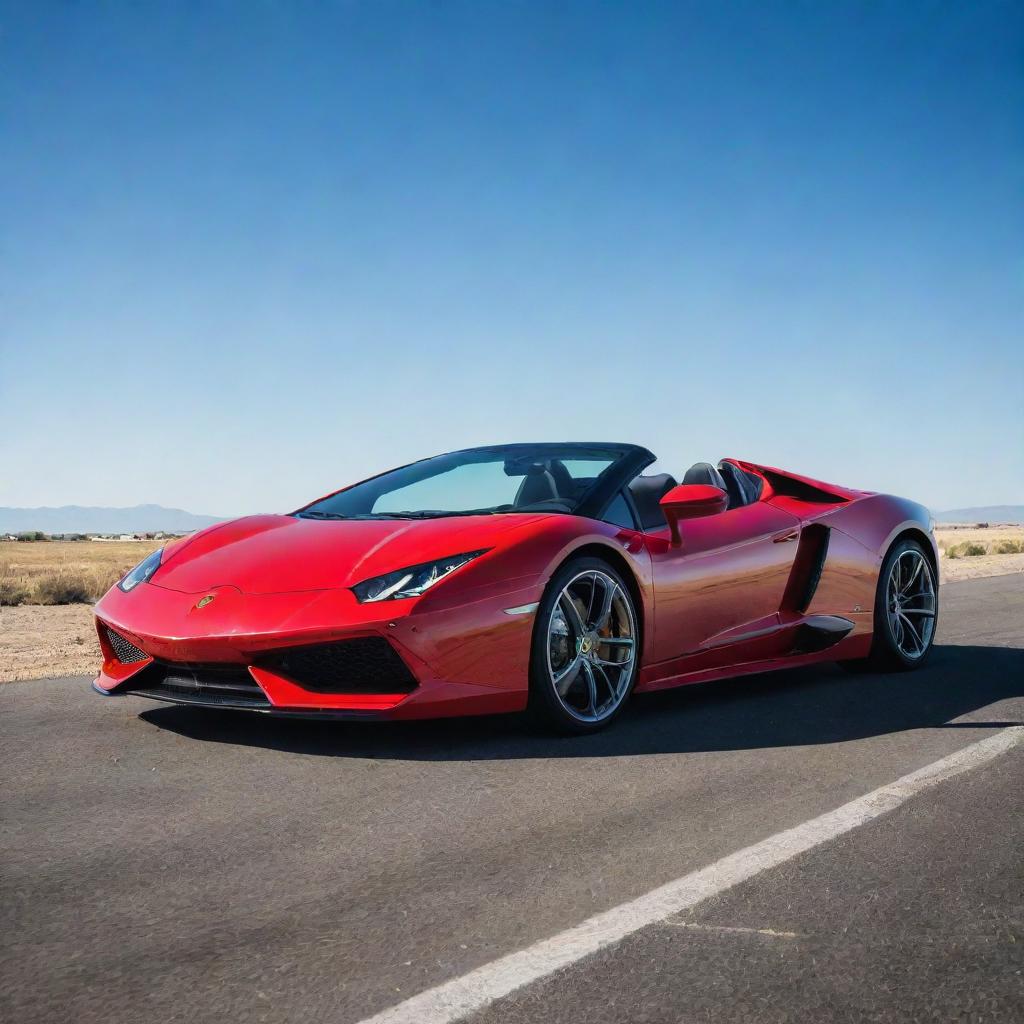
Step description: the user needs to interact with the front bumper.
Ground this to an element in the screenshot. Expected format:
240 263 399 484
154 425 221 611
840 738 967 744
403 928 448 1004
93 576 542 720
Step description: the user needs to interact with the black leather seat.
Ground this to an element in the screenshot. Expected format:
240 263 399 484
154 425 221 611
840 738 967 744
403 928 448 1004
546 460 576 500
514 465 559 507
628 473 678 530
681 462 728 492
717 461 761 509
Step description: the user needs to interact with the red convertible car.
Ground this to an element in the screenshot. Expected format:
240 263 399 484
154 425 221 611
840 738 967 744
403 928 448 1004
93 443 939 733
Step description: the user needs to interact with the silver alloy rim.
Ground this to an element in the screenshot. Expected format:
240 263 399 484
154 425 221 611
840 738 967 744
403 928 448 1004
886 549 937 660
545 570 637 723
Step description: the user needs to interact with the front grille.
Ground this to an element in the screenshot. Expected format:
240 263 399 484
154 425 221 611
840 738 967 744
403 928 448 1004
259 638 418 694
106 627 149 665
124 662 271 708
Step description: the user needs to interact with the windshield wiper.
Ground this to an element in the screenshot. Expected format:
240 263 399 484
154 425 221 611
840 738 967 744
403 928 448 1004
348 510 502 519
377 510 466 519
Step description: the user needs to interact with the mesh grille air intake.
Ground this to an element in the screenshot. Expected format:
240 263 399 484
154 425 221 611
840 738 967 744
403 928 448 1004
106 627 149 665
260 638 418 694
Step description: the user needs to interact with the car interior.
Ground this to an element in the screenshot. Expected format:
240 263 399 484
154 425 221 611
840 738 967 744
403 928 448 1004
512 458 763 529
627 461 763 530
513 461 578 509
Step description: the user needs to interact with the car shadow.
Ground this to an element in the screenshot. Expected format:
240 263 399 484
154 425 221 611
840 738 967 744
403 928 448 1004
138 644 1024 762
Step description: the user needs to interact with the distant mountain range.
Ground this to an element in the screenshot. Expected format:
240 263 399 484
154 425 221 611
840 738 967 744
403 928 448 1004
0 504 227 535
934 505 1024 524
2 502 1021 536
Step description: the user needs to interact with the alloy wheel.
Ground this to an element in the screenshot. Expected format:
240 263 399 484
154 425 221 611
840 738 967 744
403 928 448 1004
545 570 636 723
886 548 937 660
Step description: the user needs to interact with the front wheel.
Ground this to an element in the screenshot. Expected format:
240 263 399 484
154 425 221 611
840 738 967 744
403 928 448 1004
529 557 640 734
849 538 938 672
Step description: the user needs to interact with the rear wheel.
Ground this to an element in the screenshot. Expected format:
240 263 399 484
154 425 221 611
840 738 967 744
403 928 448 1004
529 557 639 734
844 538 938 672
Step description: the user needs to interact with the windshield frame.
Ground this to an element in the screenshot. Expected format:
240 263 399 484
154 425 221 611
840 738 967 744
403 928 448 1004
293 443 656 522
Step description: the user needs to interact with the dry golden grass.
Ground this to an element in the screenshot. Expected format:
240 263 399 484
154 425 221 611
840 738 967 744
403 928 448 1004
0 540 164 606
935 525 1024 559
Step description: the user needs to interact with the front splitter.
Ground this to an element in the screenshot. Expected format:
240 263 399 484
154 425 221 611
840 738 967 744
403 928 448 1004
90 680 402 720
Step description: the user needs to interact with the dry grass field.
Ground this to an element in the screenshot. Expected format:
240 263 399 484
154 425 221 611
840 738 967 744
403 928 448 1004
0 528 1022 682
0 539 164 606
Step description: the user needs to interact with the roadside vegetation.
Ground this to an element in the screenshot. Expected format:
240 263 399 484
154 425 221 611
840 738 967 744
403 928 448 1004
936 525 1024 560
0 540 164 606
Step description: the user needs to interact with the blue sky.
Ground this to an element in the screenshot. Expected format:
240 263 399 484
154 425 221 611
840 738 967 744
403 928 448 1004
1 1 1021 515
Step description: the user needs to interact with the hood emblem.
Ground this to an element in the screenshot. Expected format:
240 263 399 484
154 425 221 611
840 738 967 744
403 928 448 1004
195 594 216 609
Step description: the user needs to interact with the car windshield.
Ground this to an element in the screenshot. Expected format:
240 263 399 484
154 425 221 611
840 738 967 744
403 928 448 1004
296 444 634 520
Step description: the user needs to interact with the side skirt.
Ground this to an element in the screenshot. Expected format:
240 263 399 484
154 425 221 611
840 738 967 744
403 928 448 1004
634 630 873 694
636 613 869 694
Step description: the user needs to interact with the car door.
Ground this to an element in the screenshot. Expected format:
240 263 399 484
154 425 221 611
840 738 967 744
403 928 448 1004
644 500 802 664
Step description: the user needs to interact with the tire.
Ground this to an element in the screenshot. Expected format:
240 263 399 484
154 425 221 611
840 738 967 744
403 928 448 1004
529 556 640 734
844 537 938 672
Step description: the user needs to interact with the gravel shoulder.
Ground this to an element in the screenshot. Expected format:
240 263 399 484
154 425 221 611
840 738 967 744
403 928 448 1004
940 550 1024 583
0 605 98 682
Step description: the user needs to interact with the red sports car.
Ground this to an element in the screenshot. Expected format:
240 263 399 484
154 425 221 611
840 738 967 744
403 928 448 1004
93 443 939 733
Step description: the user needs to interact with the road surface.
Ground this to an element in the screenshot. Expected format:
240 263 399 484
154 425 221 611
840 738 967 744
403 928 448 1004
2 574 1022 1023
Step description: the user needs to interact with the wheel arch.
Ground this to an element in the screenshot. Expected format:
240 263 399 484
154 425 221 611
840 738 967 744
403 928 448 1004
551 542 648 659
884 526 939 582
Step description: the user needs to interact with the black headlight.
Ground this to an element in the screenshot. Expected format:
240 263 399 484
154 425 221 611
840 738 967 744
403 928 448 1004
351 550 488 603
118 548 163 593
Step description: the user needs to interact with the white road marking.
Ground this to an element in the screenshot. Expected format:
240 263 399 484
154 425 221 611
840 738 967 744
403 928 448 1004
664 922 800 938
354 726 1023 1024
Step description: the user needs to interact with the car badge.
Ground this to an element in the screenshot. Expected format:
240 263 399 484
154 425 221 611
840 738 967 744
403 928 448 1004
195 594 216 609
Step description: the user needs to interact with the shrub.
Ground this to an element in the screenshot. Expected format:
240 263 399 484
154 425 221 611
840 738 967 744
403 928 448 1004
33 572 96 605
945 545 961 559
994 539 1023 555
0 577 31 605
961 542 987 557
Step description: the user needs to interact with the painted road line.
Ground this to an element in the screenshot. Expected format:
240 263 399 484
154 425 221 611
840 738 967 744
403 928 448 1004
353 726 1024 1024
664 922 801 938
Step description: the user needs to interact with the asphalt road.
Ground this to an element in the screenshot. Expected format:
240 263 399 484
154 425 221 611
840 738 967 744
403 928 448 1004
2 575 1022 1024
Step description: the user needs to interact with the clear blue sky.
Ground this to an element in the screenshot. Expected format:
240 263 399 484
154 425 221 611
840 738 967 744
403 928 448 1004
2 1 1021 515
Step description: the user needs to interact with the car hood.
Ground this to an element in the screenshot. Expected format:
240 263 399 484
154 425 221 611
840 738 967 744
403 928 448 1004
151 513 547 595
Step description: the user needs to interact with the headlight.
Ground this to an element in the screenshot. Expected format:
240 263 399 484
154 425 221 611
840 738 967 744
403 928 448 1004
351 550 488 603
118 548 163 593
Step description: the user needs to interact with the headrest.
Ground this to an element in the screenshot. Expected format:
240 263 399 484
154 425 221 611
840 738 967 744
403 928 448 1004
682 462 727 491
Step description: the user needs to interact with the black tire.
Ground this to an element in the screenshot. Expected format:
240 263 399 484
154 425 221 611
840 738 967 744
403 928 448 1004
842 537 938 673
528 556 640 734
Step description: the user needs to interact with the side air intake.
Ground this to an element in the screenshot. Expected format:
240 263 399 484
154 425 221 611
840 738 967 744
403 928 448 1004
781 525 831 614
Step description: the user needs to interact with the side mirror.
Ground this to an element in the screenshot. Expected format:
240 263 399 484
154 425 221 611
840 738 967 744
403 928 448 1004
659 484 728 546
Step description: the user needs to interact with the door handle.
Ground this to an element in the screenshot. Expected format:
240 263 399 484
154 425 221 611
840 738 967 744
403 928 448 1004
772 530 799 543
